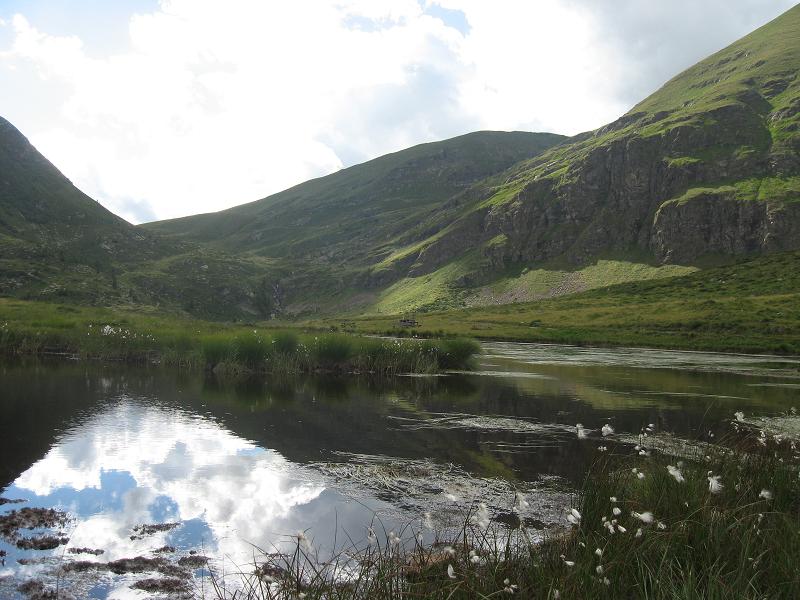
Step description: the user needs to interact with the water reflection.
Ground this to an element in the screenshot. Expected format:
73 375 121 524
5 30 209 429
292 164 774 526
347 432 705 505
11 399 332 559
1 343 798 597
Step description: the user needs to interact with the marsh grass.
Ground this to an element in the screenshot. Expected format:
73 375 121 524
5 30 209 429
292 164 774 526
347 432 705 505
202 430 800 599
0 299 478 374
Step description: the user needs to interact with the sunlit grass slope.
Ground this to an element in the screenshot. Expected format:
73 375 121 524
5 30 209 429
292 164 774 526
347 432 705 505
337 250 800 354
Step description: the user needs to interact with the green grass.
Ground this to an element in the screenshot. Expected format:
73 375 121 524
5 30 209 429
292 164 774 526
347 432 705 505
0 299 479 375
329 250 800 355
205 424 800 599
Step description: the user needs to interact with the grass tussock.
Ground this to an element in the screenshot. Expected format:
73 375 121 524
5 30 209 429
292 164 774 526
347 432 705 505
204 428 800 599
0 298 479 375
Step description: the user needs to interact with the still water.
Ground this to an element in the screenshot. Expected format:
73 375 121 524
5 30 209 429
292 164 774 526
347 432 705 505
1 343 798 597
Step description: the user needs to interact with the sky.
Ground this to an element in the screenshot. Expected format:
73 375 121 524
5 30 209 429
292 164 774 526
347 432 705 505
0 0 796 224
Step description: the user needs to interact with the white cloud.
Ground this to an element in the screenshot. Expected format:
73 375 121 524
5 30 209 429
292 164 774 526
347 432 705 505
0 1 794 222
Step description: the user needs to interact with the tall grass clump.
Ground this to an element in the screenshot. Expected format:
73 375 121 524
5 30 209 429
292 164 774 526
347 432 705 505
311 333 354 367
351 337 439 375
272 330 299 354
201 334 233 368
436 337 481 369
233 332 269 368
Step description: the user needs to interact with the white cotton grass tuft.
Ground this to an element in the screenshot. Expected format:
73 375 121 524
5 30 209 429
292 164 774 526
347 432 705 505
447 564 456 579
708 475 723 494
637 471 646 480
601 424 614 437
609 496 618 502
612 507 621 516
471 502 491 529
667 465 685 483
735 411 745 422
443 545 456 557
576 423 588 439
595 548 603 557
566 508 582 525
632 511 654 523
560 554 575 567
296 530 313 553
635 528 643 538
367 527 377 546
759 489 773 500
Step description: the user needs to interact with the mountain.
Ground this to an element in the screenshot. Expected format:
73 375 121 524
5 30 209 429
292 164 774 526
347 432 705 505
145 131 565 263
143 6 800 317
363 4 800 304
0 122 565 317
142 131 566 314
4 6 800 320
0 117 274 318
0 116 170 303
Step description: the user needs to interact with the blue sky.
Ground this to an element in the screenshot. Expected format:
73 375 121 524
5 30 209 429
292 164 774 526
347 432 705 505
0 0 795 223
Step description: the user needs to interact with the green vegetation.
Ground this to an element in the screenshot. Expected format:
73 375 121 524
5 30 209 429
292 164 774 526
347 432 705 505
325 4 800 306
207 426 800 599
0 299 479 375
4 7 800 327
144 131 565 259
334 251 800 355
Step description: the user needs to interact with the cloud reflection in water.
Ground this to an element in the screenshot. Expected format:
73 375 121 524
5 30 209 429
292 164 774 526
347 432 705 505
9 396 347 563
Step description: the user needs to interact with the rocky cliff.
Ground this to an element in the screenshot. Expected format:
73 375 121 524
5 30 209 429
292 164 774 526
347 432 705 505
379 5 800 281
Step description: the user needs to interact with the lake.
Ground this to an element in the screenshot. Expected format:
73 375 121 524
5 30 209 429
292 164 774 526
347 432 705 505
1 343 798 598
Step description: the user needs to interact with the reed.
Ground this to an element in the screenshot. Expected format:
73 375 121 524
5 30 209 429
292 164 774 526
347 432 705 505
0 299 479 374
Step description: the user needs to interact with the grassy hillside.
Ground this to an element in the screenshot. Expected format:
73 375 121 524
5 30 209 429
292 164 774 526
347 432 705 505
0 116 302 319
5 7 800 322
360 5 800 314
139 131 568 316
333 250 800 355
0 116 171 302
143 131 565 264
